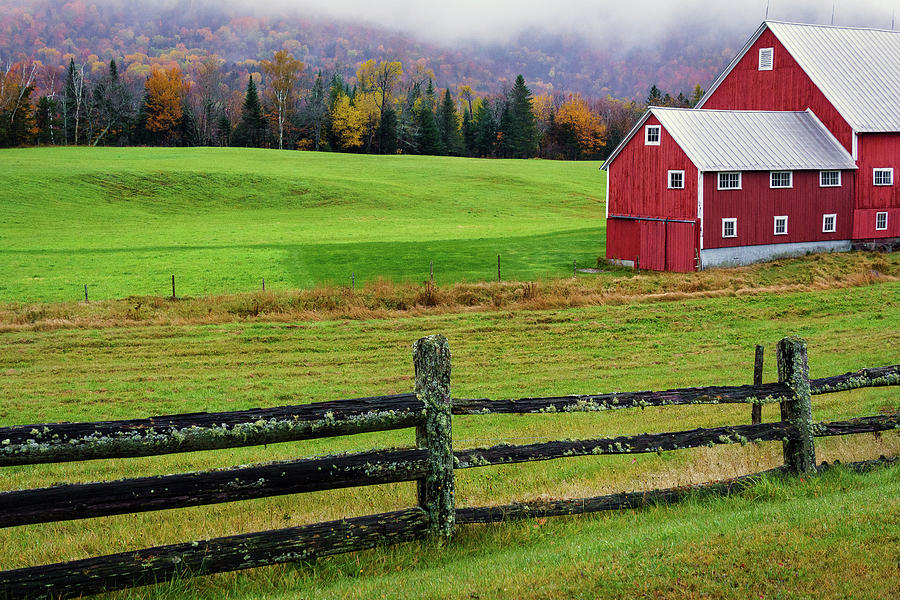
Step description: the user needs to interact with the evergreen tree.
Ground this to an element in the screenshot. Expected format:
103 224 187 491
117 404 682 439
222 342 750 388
646 84 663 107
437 88 461 155
231 76 267 148
416 79 441 155
498 100 514 158
177 100 199 146
461 107 476 157
506 75 538 158
473 98 496 157
216 113 231 146
378 106 398 154
132 92 149 145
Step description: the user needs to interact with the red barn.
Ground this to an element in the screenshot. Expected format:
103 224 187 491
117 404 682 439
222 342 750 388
604 21 900 270
604 107 856 270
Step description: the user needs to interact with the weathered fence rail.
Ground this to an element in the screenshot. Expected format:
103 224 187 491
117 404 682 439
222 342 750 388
454 421 798 469
0 335 897 599
0 447 428 528
0 393 423 467
0 508 429 600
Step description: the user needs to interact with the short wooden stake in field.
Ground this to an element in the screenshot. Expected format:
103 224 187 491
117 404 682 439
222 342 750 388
777 337 816 474
413 334 455 538
83 284 88 303
497 254 501 282
171 274 176 300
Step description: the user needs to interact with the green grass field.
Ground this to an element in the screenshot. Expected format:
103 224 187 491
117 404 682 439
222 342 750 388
1 148 898 598
1 283 898 597
0 147 605 302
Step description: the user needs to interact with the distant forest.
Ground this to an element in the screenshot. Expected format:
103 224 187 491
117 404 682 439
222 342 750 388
0 0 713 156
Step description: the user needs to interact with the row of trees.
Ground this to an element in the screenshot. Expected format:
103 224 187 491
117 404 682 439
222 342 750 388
1 51 701 158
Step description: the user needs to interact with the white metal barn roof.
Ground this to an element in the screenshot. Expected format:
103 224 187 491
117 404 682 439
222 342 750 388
701 21 900 133
602 107 857 172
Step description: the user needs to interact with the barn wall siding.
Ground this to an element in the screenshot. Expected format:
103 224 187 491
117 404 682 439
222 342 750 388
856 133 900 212
665 221 697 272
701 28 854 152
606 218 640 265
853 208 900 239
639 220 667 270
606 218 697 271
607 115 699 221
702 170 854 249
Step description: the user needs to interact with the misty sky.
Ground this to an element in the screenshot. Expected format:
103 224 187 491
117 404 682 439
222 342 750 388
260 0 900 43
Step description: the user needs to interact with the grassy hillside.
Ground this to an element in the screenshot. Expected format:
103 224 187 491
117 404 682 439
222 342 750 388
1 283 897 597
0 147 605 302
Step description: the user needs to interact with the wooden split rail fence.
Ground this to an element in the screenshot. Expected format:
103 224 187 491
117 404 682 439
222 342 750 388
0 336 898 598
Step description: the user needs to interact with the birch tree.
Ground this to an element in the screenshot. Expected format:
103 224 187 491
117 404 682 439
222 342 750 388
63 59 86 145
260 50 303 150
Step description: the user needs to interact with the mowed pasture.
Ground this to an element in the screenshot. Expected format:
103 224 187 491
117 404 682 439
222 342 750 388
0 147 605 302
1 283 898 598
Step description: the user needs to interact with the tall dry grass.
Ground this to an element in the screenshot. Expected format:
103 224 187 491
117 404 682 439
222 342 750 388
1 251 896 332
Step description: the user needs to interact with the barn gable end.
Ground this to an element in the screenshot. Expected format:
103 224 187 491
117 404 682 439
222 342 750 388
603 21 900 271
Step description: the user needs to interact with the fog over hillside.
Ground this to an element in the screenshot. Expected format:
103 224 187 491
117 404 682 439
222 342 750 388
264 0 896 44
1 0 896 98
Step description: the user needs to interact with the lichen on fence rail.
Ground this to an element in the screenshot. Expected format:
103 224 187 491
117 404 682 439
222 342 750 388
452 382 794 415
0 447 428 528
0 508 430 600
453 421 798 469
0 394 425 467
809 365 900 395
811 413 900 437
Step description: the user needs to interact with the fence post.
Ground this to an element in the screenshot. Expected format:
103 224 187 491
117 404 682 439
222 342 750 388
752 344 764 424
413 334 454 539
776 336 815 474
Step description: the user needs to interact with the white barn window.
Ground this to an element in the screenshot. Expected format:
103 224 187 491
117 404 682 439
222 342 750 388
668 170 684 189
759 47 774 70
718 172 741 190
876 212 888 231
645 125 661 145
774 216 788 235
874 168 894 186
770 172 792 188
820 171 841 187
822 214 837 233
722 218 737 238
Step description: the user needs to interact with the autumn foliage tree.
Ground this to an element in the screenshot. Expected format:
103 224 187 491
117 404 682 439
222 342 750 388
143 66 186 144
556 93 607 159
329 92 365 150
356 59 402 153
260 50 303 150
